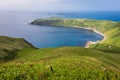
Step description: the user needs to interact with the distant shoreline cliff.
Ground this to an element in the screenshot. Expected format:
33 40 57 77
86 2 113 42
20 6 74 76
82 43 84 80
31 17 120 54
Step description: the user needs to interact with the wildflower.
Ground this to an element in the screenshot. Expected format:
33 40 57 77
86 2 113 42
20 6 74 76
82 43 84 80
103 68 107 71
95 65 97 67
108 45 111 48
45 65 50 69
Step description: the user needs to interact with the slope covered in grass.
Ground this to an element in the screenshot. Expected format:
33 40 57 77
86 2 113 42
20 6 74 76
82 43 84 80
31 17 120 54
1 47 120 80
0 36 35 62
0 17 120 79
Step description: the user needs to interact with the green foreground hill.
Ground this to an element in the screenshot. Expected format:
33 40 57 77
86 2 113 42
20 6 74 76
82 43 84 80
0 17 120 80
0 36 35 62
1 47 120 80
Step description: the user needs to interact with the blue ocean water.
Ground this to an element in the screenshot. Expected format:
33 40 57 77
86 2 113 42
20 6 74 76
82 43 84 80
57 11 120 22
0 11 119 48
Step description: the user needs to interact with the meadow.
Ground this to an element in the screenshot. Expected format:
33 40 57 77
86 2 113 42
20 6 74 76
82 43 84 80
0 17 120 80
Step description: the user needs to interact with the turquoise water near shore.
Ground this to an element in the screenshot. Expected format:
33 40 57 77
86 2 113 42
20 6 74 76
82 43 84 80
0 11 118 48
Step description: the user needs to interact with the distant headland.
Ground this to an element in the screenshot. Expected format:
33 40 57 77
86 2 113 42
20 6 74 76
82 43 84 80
31 17 120 54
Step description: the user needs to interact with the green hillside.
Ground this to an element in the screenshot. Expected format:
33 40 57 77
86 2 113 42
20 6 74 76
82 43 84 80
1 47 120 80
0 36 35 62
0 17 120 80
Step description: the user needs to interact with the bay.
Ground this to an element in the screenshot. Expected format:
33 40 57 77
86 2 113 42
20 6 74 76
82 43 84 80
1 11 116 48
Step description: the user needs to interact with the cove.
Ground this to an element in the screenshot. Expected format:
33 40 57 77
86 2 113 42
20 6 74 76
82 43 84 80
27 25 104 48
0 12 103 48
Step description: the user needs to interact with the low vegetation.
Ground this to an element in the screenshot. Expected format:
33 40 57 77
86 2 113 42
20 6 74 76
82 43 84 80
0 17 120 79
1 47 120 80
0 36 35 62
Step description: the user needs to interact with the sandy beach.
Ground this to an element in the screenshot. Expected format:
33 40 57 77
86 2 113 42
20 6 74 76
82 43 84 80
72 26 106 48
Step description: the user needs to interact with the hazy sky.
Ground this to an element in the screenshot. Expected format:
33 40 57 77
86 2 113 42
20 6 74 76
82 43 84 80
0 0 120 12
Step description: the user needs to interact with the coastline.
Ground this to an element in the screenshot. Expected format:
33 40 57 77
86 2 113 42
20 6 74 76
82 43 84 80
72 26 106 48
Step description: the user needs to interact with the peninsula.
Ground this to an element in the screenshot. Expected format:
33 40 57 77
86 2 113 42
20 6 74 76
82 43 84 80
31 17 120 54
0 17 120 79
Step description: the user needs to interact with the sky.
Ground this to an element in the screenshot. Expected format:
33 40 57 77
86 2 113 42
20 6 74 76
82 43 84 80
0 0 120 12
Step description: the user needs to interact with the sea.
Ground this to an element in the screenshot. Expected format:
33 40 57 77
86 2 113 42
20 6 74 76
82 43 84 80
0 11 119 48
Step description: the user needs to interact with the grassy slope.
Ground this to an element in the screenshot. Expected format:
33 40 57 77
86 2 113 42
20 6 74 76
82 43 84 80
31 17 120 54
0 18 120 79
1 47 120 79
0 36 36 62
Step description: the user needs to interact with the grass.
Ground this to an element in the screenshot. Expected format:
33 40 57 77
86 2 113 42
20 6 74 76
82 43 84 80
0 17 120 79
1 47 120 80
0 36 35 62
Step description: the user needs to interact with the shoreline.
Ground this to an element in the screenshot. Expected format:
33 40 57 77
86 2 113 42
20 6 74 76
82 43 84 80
72 26 106 48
